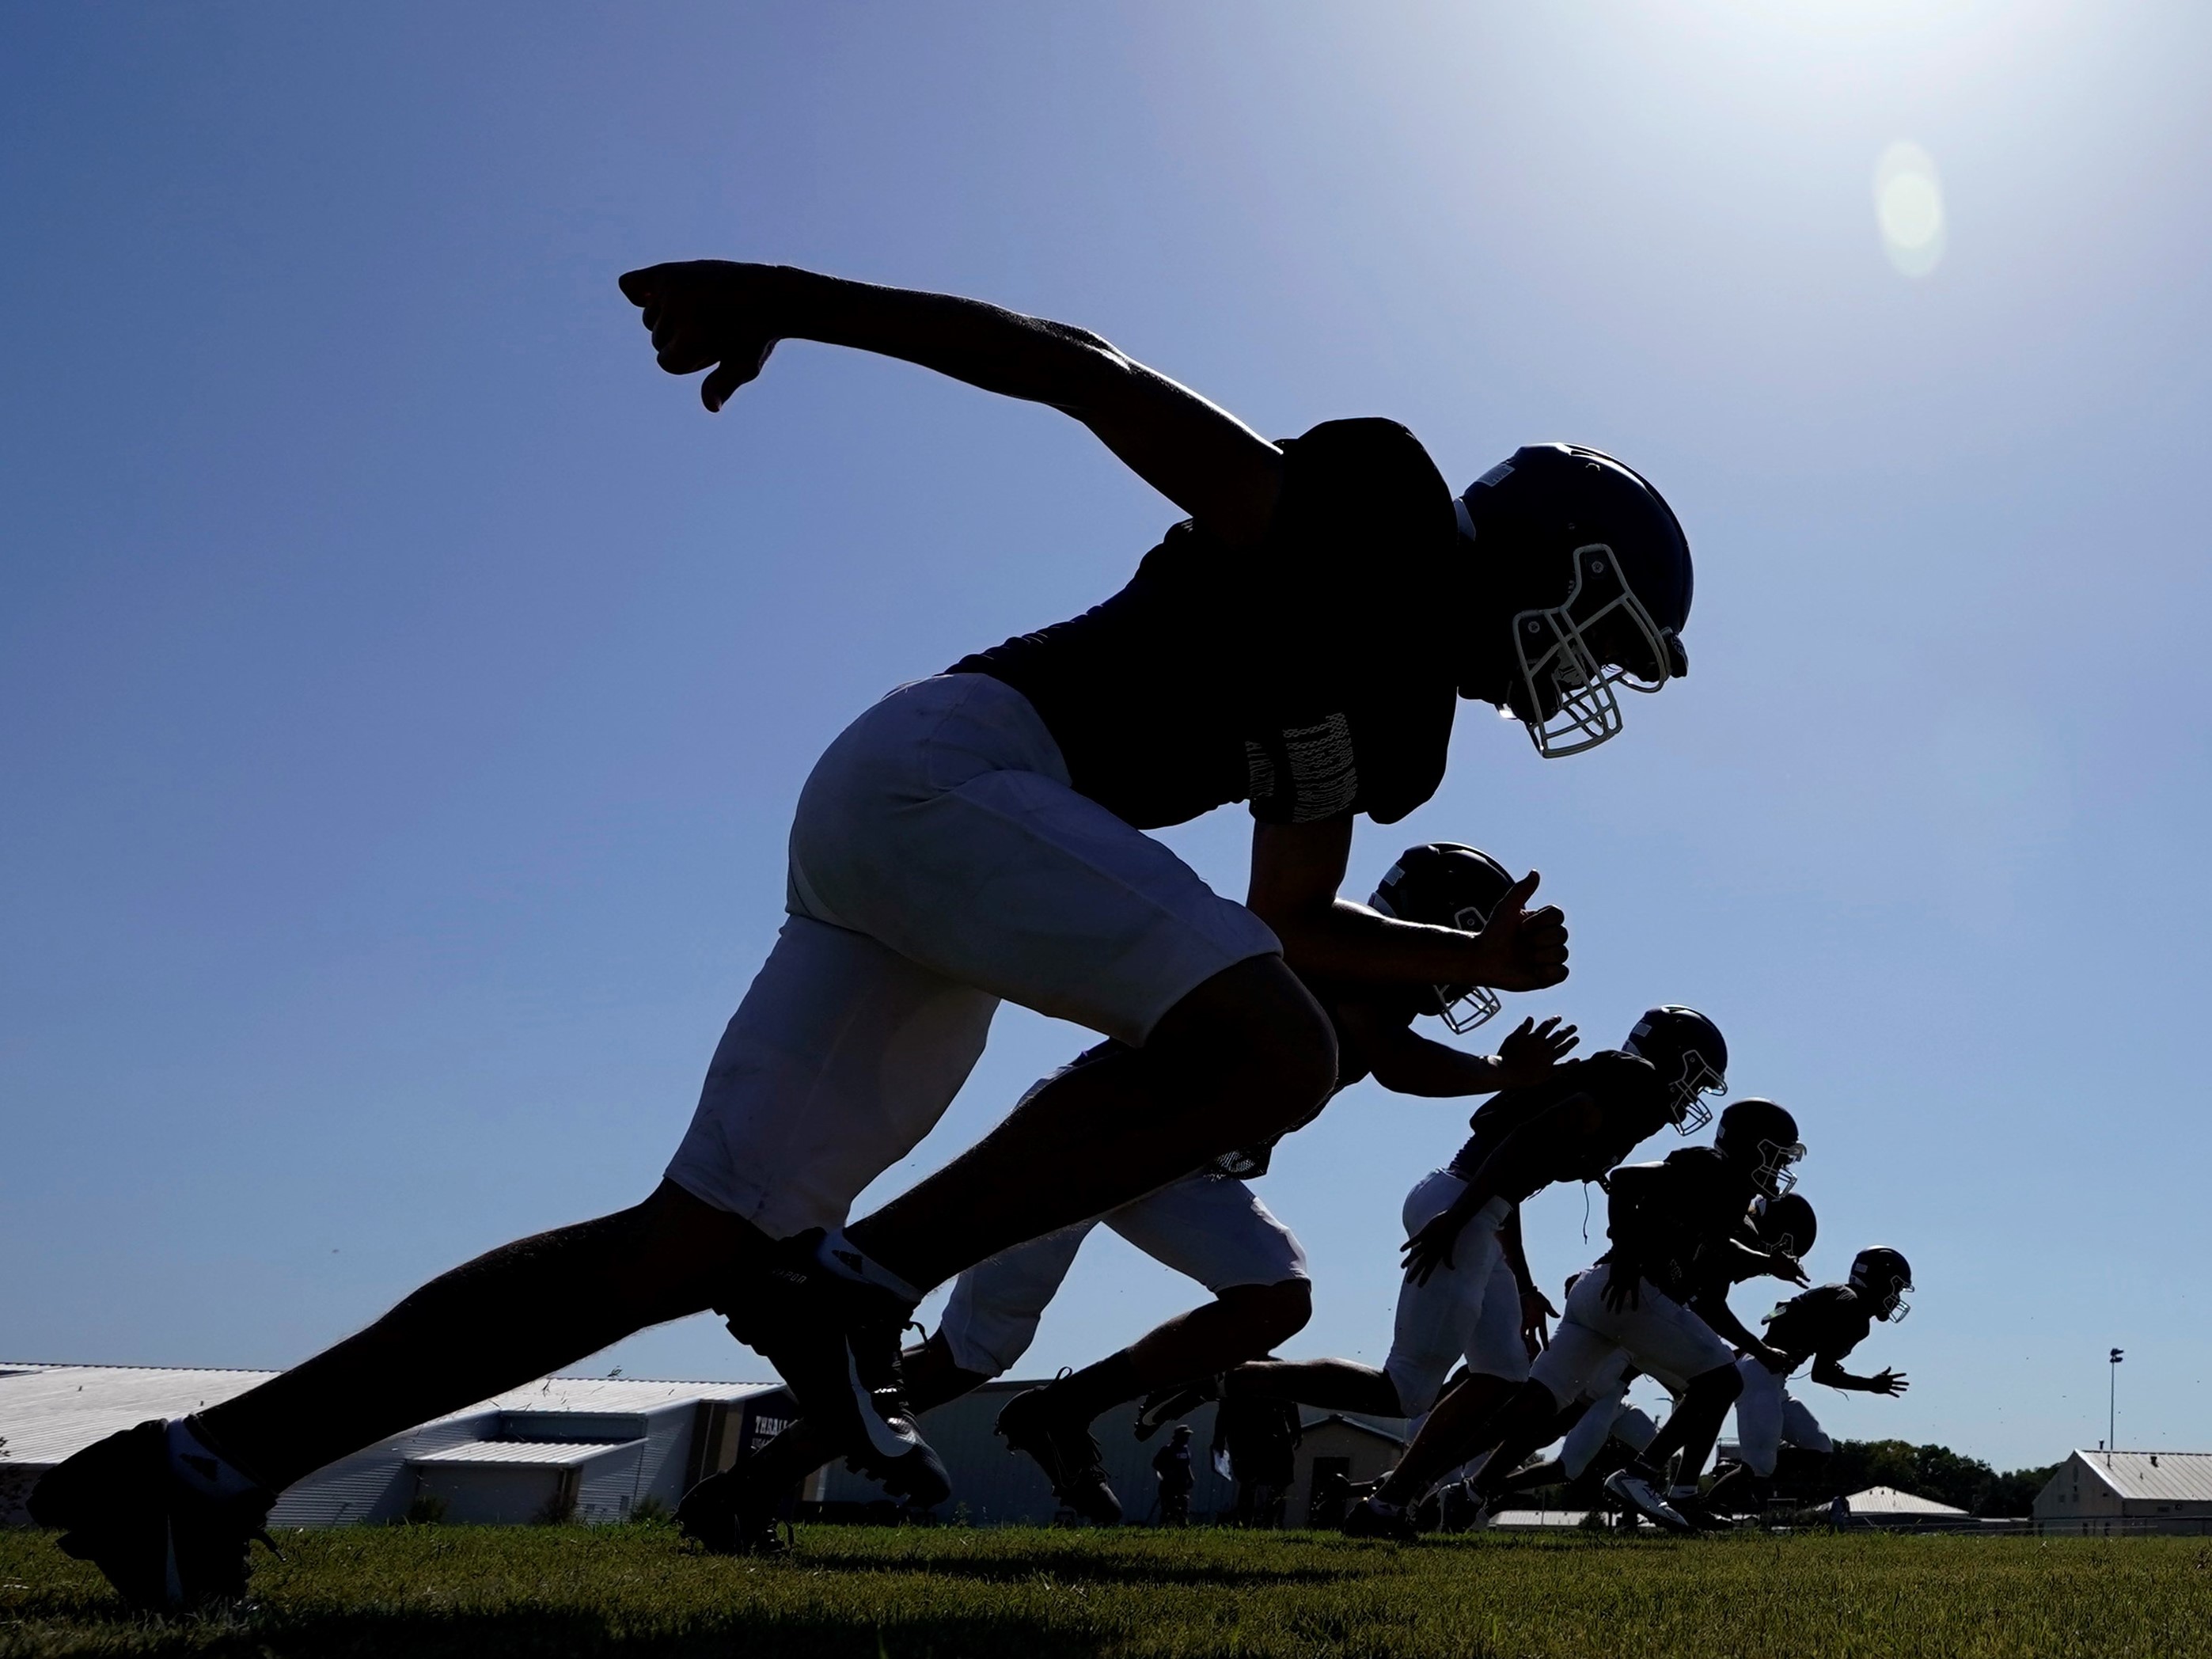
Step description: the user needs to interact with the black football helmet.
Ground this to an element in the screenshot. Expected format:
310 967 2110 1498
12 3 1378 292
1849 1247 1914 1323
1621 1005 1727 1133
1752 1192 1818 1261
1456 443 1694 758
1370 842 1518 1033
1713 1098 1804 1199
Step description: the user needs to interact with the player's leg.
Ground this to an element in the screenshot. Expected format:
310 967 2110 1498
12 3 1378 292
844 962 1333 1295
1371 1248 1533 1506
732 677 1322 1472
199 1181 757 1490
31 1180 765 1605
996 1175 1310 1521
1460 1274 1671 1524
1595 1286 1742 1525
681 1223 1094 1551
1706 1353 1786 1516
1231 1171 1496 1420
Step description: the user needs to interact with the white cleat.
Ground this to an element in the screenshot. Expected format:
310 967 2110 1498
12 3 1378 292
1603 1468 1693 1533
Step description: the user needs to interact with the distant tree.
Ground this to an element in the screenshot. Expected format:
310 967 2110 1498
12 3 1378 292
1827 1440 2058 1517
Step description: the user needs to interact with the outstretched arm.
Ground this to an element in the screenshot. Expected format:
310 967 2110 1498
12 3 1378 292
1353 1013 1578 1099
1246 819 1569 993
619 260 1285 547
1811 1353 1909 1395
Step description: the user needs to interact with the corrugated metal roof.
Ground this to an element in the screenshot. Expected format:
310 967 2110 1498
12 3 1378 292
1845 1485 1967 1515
0 1367 279 1467
409 1439 644 1468
0 1364 780 1470
2073 1451 2212 1503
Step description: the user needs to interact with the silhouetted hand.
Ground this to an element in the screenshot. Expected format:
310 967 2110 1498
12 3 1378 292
1520 1286 1559 1357
1749 1342 1793 1373
1493 1016 1580 1089
618 260 786 411
1400 1206 1473 1288
1602 1264 1643 1313
1471 872 1568 992
1767 1251 1812 1288
1868 1369 1909 1396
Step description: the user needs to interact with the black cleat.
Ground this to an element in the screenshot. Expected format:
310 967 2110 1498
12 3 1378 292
720 1232 950 1508
676 1458 788 1557
28 1419 276 1610
994 1387 1122 1525
1340 1495 1418 1541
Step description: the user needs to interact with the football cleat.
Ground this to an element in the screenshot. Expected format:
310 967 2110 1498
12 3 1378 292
719 1232 950 1508
1133 1376 1221 1442
1340 1495 1418 1542
994 1388 1121 1525
27 1419 277 1610
675 1457 788 1557
1603 1467 1694 1534
1665 1491 1738 1532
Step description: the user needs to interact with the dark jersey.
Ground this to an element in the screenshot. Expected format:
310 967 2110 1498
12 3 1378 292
1762 1284 1877 1372
948 419 1459 830
1601 1145 1761 1302
1445 1050 1668 1200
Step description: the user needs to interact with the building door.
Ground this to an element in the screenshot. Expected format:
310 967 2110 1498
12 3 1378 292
1307 1457 1353 1528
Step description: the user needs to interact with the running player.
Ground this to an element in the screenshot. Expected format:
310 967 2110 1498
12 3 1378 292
1223 1006 1728 1517
1705 1247 1913 1517
1353 1098 1804 1536
32 260 1697 1607
677 844 1573 1545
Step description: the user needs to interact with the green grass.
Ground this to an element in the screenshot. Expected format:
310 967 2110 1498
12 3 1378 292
6 1524 2211 1658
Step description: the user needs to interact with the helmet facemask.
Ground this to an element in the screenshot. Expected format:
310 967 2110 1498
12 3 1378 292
1433 901 1504 1032
1851 1253 1914 1322
1664 1052 1724 1135
1747 1137 1806 1199
1509 545 1685 758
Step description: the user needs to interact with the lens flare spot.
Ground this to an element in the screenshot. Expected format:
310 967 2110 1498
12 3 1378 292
1873 141 1945 278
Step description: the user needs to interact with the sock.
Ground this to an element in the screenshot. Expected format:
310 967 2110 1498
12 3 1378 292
811 1228 924 1304
167 1417 267 1501
1042 1351 1142 1422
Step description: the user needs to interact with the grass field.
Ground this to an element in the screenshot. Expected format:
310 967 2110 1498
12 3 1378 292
6 1523 2210 1659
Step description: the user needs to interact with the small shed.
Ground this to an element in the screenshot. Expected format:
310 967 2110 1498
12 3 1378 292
1838 1485 1970 1525
2034 1451 2212 1535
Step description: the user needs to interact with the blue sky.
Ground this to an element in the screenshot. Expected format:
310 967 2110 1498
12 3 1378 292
4 2 2206 1473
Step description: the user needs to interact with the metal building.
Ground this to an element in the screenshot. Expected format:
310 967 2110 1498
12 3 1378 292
4 1361 1408 1531
0 1362 788 1528
2033 1451 2212 1535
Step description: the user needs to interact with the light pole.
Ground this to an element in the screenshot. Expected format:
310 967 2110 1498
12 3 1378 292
2108 1348 2124 1466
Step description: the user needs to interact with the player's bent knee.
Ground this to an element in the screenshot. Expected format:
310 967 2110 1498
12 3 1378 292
1152 957 1337 1137
1225 1278 1314 1347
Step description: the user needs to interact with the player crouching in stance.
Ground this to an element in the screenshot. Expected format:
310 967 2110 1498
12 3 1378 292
1353 1098 1805 1537
30 260 1694 1608
1705 1246 1913 1519
677 845 1573 1545
1220 1006 1728 1536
